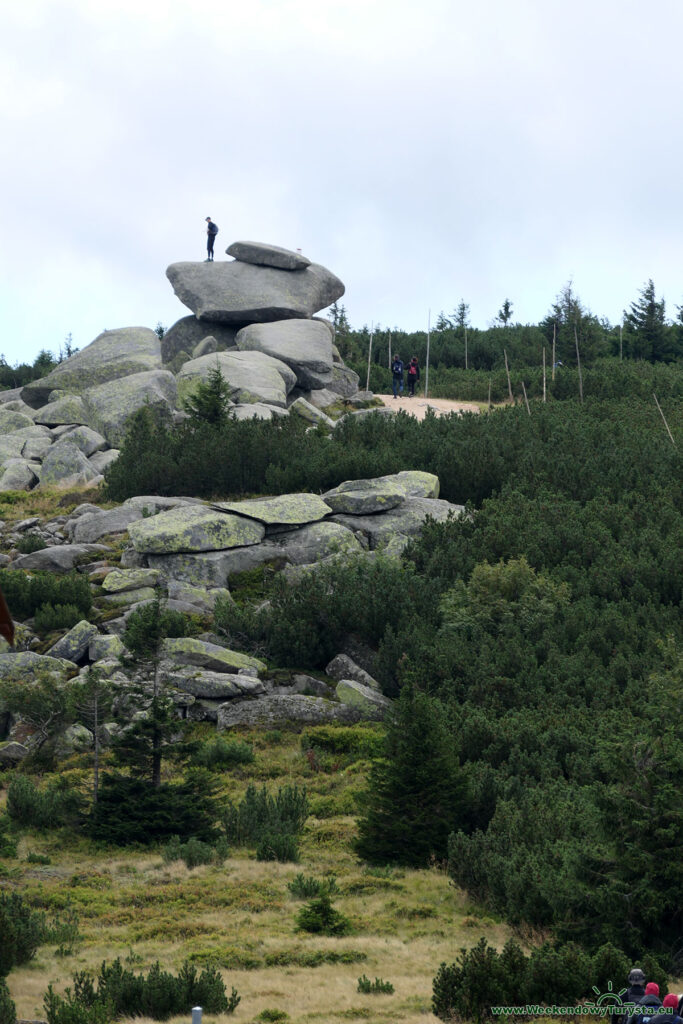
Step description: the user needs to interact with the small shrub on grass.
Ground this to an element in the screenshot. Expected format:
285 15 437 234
7 775 80 829
223 783 309 846
192 736 254 769
295 894 351 936
264 949 366 967
300 725 384 760
256 831 299 863
287 873 339 899
162 835 229 869
43 959 239 1022
88 774 220 846
16 534 47 554
0 979 16 1024
26 851 51 865
357 975 394 995
0 891 45 976
0 816 16 859
257 1011 289 1023
34 603 84 634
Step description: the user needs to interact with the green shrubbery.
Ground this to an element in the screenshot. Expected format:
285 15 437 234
223 783 309 852
300 725 384 761
0 979 15 1024
0 891 45 976
287 873 339 899
7 776 81 829
295 894 351 936
0 569 91 620
34 603 84 633
87 774 220 846
432 938 668 1023
15 534 47 554
43 959 239 1023
357 975 394 994
162 835 229 869
0 816 16 858
192 736 254 769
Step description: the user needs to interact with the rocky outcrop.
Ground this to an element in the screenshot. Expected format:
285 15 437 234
128 505 265 554
83 370 177 446
166 260 344 324
226 240 311 270
161 316 243 364
177 350 296 409
335 679 391 718
217 694 365 729
236 320 334 389
39 440 101 489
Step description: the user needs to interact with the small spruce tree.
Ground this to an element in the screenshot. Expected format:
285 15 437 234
355 684 466 866
183 365 233 426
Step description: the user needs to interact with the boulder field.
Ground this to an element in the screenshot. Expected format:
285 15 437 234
0 472 463 759
0 241 381 492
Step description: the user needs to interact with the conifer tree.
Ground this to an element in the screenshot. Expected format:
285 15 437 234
355 685 466 866
183 365 233 426
623 279 670 361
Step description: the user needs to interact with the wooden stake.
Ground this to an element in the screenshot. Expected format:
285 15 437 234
619 323 623 361
542 346 547 403
552 323 556 382
574 324 583 403
522 381 531 415
425 309 431 398
653 393 677 446
464 327 468 371
388 331 392 369
366 321 374 392
487 378 492 411
504 348 513 403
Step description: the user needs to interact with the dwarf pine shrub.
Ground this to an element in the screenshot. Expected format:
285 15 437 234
0 979 16 1024
223 783 309 846
0 891 45 976
295 894 351 936
192 736 254 769
162 835 229 869
287 873 339 899
256 831 299 863
357 975 394 994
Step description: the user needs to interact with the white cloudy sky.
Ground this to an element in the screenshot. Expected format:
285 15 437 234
2 0 683 363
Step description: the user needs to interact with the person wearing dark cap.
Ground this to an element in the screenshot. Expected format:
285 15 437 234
613 969 647 1024
205 217 219 261
626 983 662 1024
649 993 683 1024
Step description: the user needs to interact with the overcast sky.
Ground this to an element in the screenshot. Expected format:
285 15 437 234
2 0 683 364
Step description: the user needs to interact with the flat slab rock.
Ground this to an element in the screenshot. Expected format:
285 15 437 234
211 492 332 526
161 637 265 674
166 259 344 324
128 504 265 554
11 543 109 572
226 240 311 270
217 694 368 730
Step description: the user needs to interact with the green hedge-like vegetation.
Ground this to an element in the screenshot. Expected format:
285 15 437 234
0 570 91 620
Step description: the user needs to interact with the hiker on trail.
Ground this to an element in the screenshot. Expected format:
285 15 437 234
407 356 420 397
391 354 404 398
612 969 646 1024
626 983 662 1024
650 994 683 1024
205 217 219 261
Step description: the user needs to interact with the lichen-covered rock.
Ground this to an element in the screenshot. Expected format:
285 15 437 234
229 403 276 421
167 581 230 613
192 336 217 358
0 409 35 434
212 493 332 527
39 440 100 488
128 505 265 554
0 651 73 680
323 478 406 515
58 425 108 456
21 327 162 406
72 506 144 543
331 496 464 549
326 365 361 399
326 654 380 691
236 319 334 389
32 394 89 427
146 542 285 585
166 259 344 323
161 316 242 364
276 521 361 564
394 470 440 498
163 668 267 700
22 434 53 460
46 620 98 664
288 397 335 428
226 240 311 270
101 586 158 607
55 723 93 757
162 637 265 674
335 679 391 718
0 434 28 463
89 634 125 662
0 741 29 765
0 458 38 492
177 350 296 409
217 694 364 730
83 370 177 446
101 568 161 593
11 542 108 572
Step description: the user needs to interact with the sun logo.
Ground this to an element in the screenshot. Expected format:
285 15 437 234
591 982 628 1007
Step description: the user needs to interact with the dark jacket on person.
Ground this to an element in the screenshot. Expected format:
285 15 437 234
391 358 404 379
626 995 663 1024
408 359 420 380
614 985 647 1024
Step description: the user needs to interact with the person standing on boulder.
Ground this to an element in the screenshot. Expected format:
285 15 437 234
205 217 219 262
391 354 404 398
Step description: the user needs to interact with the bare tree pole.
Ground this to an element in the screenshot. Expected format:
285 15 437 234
366 321 374 393
653 393 677 446
464 327 468 371
503 348 513 403
521 381 531 415
574 324 584 403
487 378 492 411
388 330 392 369
552 323 557 382
619 322 623 361
425 309 431 398
542 346 547 403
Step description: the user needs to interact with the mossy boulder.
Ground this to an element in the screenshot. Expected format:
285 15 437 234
323 477 406 514
0 651 73 680
212 492 332 527
89 634 126 662
0 409 35 434
39 440 101 488
289 397 335 428
33 394 89 427
101 568 162 593
46 620 99 664
177 350 296 409
162 637 265 674
101 586 158 607
83 370 177 446
128 505 265 554
335 679 391 718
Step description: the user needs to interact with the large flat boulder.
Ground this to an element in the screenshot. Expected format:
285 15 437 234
323 477 407 515
162 637 265 674
217 694 364 730
0 651 73 680
236 319 334 390
0 458 38 492
146 541 286 586
71 506 145 543
226 240 311 270
211 493 332 527
166 260 344 324
128 505 265 553
163 668 267 699
58 425 108 456
101 568 162 592
275 521 361 563
83 370 177 446
335 679 390 719
11 542 108 571
39 440 101 488
177 351 296 409
0 409 34 434
21 327 162 407
161 316 243 364
46 620 98 664
331 496 464 549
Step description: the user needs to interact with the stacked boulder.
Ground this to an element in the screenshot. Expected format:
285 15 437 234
0 242 378 491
